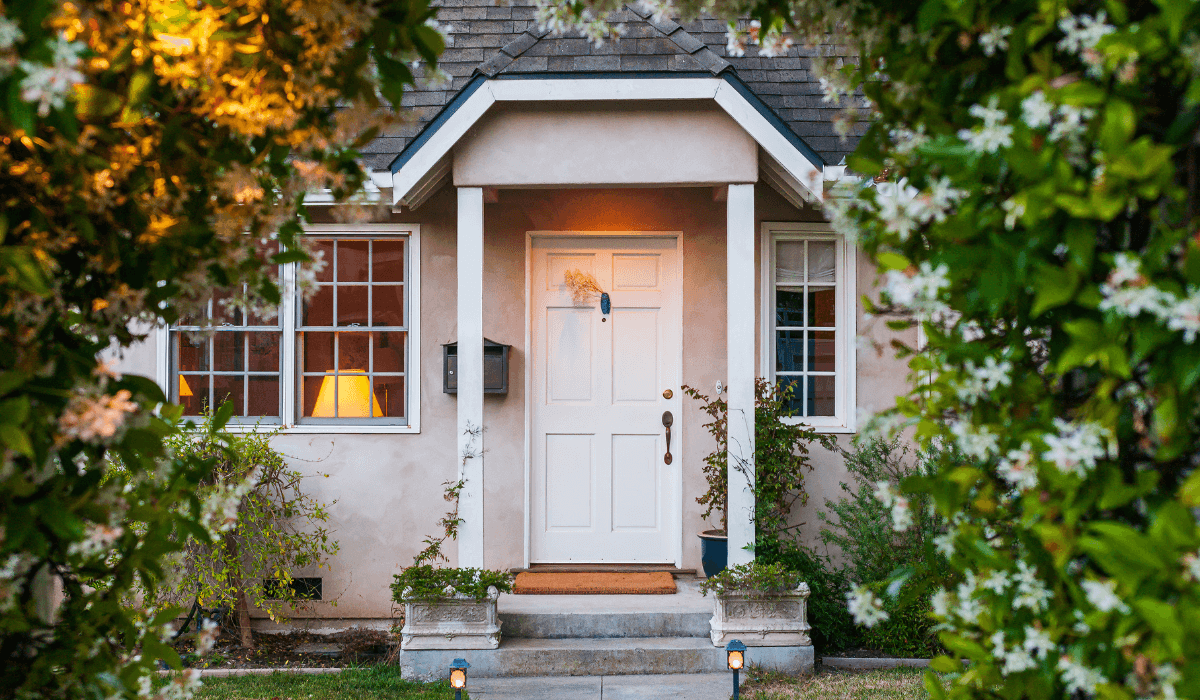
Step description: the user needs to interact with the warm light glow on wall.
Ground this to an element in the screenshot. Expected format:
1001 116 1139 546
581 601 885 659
311 369 383 417
179 375 193 397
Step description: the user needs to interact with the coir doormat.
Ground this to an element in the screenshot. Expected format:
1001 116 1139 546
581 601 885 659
512 572 677 595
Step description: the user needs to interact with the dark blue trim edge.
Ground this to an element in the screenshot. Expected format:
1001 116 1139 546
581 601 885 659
721 72 826 167
389 75 487 174
387 71 826 174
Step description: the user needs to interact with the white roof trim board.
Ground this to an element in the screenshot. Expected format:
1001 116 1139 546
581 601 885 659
391 77 824 210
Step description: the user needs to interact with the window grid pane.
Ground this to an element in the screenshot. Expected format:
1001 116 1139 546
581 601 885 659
297 238 407 423
775 238 838 418
170 280 282 422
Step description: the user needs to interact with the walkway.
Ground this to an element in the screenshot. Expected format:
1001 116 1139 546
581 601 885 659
469 673 736 699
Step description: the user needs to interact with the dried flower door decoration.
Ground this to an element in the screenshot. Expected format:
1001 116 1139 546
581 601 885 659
563 269 605 306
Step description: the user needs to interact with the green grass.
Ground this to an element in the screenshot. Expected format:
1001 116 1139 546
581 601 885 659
173 666 466 700
742 668 931 700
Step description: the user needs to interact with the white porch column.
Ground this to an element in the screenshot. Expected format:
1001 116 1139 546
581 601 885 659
726 183 756 566
457 187 485 569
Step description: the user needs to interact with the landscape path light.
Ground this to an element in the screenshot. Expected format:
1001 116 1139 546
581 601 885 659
449 658 469 700
726 639 746 700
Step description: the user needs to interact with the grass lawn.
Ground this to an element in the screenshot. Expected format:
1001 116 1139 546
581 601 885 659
173 666 466 700
742 668 931 700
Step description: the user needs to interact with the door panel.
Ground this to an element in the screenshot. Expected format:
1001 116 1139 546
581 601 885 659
530 236 681 564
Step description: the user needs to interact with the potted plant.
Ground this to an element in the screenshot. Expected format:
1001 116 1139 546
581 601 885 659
391 565 514 650
700 561 812 647
682 385 729 577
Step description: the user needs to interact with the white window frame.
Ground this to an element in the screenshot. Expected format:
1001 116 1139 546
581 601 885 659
760 222 857 433
157 223 421 434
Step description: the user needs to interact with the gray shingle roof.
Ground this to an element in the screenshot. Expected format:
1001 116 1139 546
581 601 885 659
362 1 862 172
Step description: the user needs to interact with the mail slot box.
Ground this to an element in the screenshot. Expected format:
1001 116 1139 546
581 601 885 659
443 338 510 395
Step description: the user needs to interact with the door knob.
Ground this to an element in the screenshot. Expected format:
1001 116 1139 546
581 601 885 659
662 411 673 465
662 388 673 399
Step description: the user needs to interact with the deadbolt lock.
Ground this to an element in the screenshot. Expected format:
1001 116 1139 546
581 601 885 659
662 389 673 399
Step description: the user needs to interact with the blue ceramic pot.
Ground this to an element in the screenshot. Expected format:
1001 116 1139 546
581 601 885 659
698 530 728 578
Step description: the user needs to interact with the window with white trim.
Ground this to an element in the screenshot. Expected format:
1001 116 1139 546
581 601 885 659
762 224 856 432
161 224 421 432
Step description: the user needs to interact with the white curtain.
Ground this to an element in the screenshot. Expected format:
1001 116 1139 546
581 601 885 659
808 241 836 284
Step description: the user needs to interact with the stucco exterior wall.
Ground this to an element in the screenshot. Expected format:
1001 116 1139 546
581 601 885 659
107 183 913 623
453 102 759 187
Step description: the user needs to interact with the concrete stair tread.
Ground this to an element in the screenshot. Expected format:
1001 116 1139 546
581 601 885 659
498 578 711 615
501 637 715 650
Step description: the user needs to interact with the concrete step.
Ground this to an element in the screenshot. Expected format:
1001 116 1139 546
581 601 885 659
398 637 814 680
500 610 712 639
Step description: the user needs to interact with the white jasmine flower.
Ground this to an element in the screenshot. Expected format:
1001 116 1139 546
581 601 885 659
818 76 842 104
196 619 220 655
0 16 23 51
1023 626 1055 659
978 25 1012 56
1013 560 1053 612
980 569 1009 594
1021 91 1055 129
1058 654 1107 696
1042 419 1112 477
59 389 138 443
1109 253 1144 286
1182 551 1200 581
873 481 897 506
884 261 951 311
889 126 929 155
1080 578 1129 613
891 497 913 532
930 588 951 617
1057 12 1115 56
1073 609 1091 634
978 356 1012 390
990 630 1007 658
1047 104 1095 143
997 443 1038 491
1164 289 1200 342
958 97 1014 153
1003 648 1039 675
18 36 87 116
933 532 956 557
1002 197 1026 230
847 585 890 627
949 420 999 460
955 574 982 623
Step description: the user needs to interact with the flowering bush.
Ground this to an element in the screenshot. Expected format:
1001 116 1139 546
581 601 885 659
539 0 1200 695
0 0 443 696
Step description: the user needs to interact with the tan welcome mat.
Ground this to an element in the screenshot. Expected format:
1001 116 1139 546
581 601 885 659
512 571 677 595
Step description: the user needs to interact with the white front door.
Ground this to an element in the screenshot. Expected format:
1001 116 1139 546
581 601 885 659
530 235 682 564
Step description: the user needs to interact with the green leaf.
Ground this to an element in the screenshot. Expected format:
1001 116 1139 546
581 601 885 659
0 424 33 456
878 252 910 271
1032 265 1079 316
73 84 123 119
929 655 961 674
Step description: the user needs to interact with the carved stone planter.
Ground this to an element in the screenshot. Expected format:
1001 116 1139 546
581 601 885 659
710 583 811 647
399 586 502 650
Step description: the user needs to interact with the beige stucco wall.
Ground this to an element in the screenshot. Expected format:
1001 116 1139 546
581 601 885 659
108 183 914 623
453 102 759 187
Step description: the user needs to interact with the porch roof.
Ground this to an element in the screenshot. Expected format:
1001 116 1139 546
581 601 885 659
361 1 864 174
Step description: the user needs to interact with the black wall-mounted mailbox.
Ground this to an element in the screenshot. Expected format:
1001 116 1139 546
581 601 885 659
443 338 510 395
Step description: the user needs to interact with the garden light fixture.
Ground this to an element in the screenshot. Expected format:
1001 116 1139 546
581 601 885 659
449 658 469 700
726 639 746 700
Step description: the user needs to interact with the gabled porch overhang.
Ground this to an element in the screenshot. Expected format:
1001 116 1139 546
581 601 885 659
389 73 830 210
391 73 832 570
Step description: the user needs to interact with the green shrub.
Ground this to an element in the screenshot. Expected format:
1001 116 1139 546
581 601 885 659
391 565 513 602
817 438 948 657
759 541 860 655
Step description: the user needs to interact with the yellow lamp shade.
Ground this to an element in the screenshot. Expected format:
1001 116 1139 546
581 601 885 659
727 649 744 670
311 369 383 418
178 375 193 398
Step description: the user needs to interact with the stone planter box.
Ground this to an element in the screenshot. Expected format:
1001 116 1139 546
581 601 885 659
709 583 811 647
399 586 502 650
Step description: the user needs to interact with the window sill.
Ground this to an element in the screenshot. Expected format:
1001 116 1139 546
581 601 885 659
205 423 420 435
779 416 856 435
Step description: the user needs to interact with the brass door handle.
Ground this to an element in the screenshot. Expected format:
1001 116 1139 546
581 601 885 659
662 411 673 465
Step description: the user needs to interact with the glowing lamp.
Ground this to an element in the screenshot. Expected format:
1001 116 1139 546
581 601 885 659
726 639 746 700
311 369 383 418
178 375 193 398
449 658 469 699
